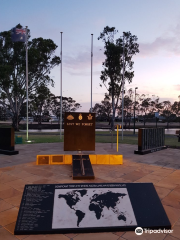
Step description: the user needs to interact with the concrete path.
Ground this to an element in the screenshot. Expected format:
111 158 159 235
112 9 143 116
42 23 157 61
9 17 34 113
0 143 180 240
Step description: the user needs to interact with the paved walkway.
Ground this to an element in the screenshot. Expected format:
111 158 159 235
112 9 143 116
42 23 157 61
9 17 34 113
0 143 180 240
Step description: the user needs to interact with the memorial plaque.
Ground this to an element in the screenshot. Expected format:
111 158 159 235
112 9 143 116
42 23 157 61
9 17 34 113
135 128 167 155
0 127 19 155
15 183 171 235
64 112 95 151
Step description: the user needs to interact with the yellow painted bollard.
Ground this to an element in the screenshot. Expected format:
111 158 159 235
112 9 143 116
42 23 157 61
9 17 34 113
117 124 118 152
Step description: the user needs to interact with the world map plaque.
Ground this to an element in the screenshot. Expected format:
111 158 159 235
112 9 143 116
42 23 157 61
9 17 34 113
15 183 171 235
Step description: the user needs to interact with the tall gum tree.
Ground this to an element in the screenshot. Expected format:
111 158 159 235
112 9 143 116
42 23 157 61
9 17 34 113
0 24 60 130
50 95 81 121
91 94 112 122
98 26 139 130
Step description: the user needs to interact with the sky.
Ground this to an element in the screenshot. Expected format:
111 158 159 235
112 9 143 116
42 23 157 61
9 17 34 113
1 0 180 111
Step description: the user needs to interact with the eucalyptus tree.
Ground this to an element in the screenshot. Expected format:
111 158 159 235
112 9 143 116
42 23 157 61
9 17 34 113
91 95 112 122
172 101 180 117
117 88 134 128
98 26 139 130
172 101 180 125
29 84 52 124
139 96 151 126
91 103 102 118
0 24 60 130
0 106 7 120
161 101 173 128
50 95 81 122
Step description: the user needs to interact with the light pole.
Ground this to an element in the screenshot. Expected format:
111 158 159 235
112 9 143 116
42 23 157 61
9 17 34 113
121 33 125 140
91 34 93 112
134 87 138 134
25 26 30 142
178 95 180 127
60 32 63 140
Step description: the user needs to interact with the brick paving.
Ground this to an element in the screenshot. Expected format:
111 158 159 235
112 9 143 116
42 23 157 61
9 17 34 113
0 142 180 240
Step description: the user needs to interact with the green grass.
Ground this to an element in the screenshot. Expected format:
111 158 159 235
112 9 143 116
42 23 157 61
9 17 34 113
16 134 64 144
95 130 136 135
0 124 12 128
95 131 138 144
165 135 180 147
14 131 138 145
14 131 180 147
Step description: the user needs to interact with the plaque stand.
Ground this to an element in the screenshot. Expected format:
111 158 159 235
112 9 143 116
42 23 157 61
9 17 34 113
72 154 95 180
0 149 19 155
134 146 167 155
0 128 19 155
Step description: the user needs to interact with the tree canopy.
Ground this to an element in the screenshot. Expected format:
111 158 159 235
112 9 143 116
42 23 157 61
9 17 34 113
91 95 112 121
0 24 60 130
92 89 180 128
50 95 81 120
98 26 139 130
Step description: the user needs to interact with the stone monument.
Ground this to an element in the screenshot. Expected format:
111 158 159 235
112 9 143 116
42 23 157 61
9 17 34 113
14 183 171 235
0 127 19 155
64 112 95 179
134 128 167 155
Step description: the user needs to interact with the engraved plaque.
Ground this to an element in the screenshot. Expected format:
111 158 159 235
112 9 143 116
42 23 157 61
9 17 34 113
14 183 171 235
136 128 166 155
64 112 95 151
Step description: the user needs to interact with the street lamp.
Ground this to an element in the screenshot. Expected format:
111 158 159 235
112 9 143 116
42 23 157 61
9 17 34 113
178 96 180 127
134 87 138 134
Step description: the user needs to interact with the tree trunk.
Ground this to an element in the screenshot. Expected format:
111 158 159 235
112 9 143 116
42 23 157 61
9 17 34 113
108 116 111 125
12 114 19 131
112 104 115 131
38 109 42 125
144 113 146 127
124 117 127 129
111 88 115 131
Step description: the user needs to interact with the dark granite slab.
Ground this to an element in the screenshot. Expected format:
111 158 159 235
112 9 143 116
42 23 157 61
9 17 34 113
14 183 171 235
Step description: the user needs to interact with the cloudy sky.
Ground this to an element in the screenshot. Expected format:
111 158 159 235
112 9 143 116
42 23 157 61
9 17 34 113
1 0 180 111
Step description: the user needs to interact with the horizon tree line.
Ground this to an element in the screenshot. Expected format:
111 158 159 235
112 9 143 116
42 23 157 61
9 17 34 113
90 89 180 128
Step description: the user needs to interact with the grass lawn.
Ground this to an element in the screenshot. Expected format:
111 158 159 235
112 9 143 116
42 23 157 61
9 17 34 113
16 134 64 144
165 135 180 147
14 131 180 147
15 131 137 144
96 131 138 144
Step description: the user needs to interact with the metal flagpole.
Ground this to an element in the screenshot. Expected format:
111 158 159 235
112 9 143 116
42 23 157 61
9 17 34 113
117 124 118 152
91 34 93 112
16 96 18 130
122 33 125 140
25 26 29 141
60 32 63 139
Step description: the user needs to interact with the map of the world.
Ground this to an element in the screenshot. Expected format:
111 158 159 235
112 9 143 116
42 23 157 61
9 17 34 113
52 188 137 229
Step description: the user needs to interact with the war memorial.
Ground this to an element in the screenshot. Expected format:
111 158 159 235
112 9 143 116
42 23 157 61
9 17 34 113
0 112 179 238
0 120 180 238
0 113 168 236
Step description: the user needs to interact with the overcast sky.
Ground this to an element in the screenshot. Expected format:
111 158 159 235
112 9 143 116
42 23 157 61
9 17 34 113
1 0 180 111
